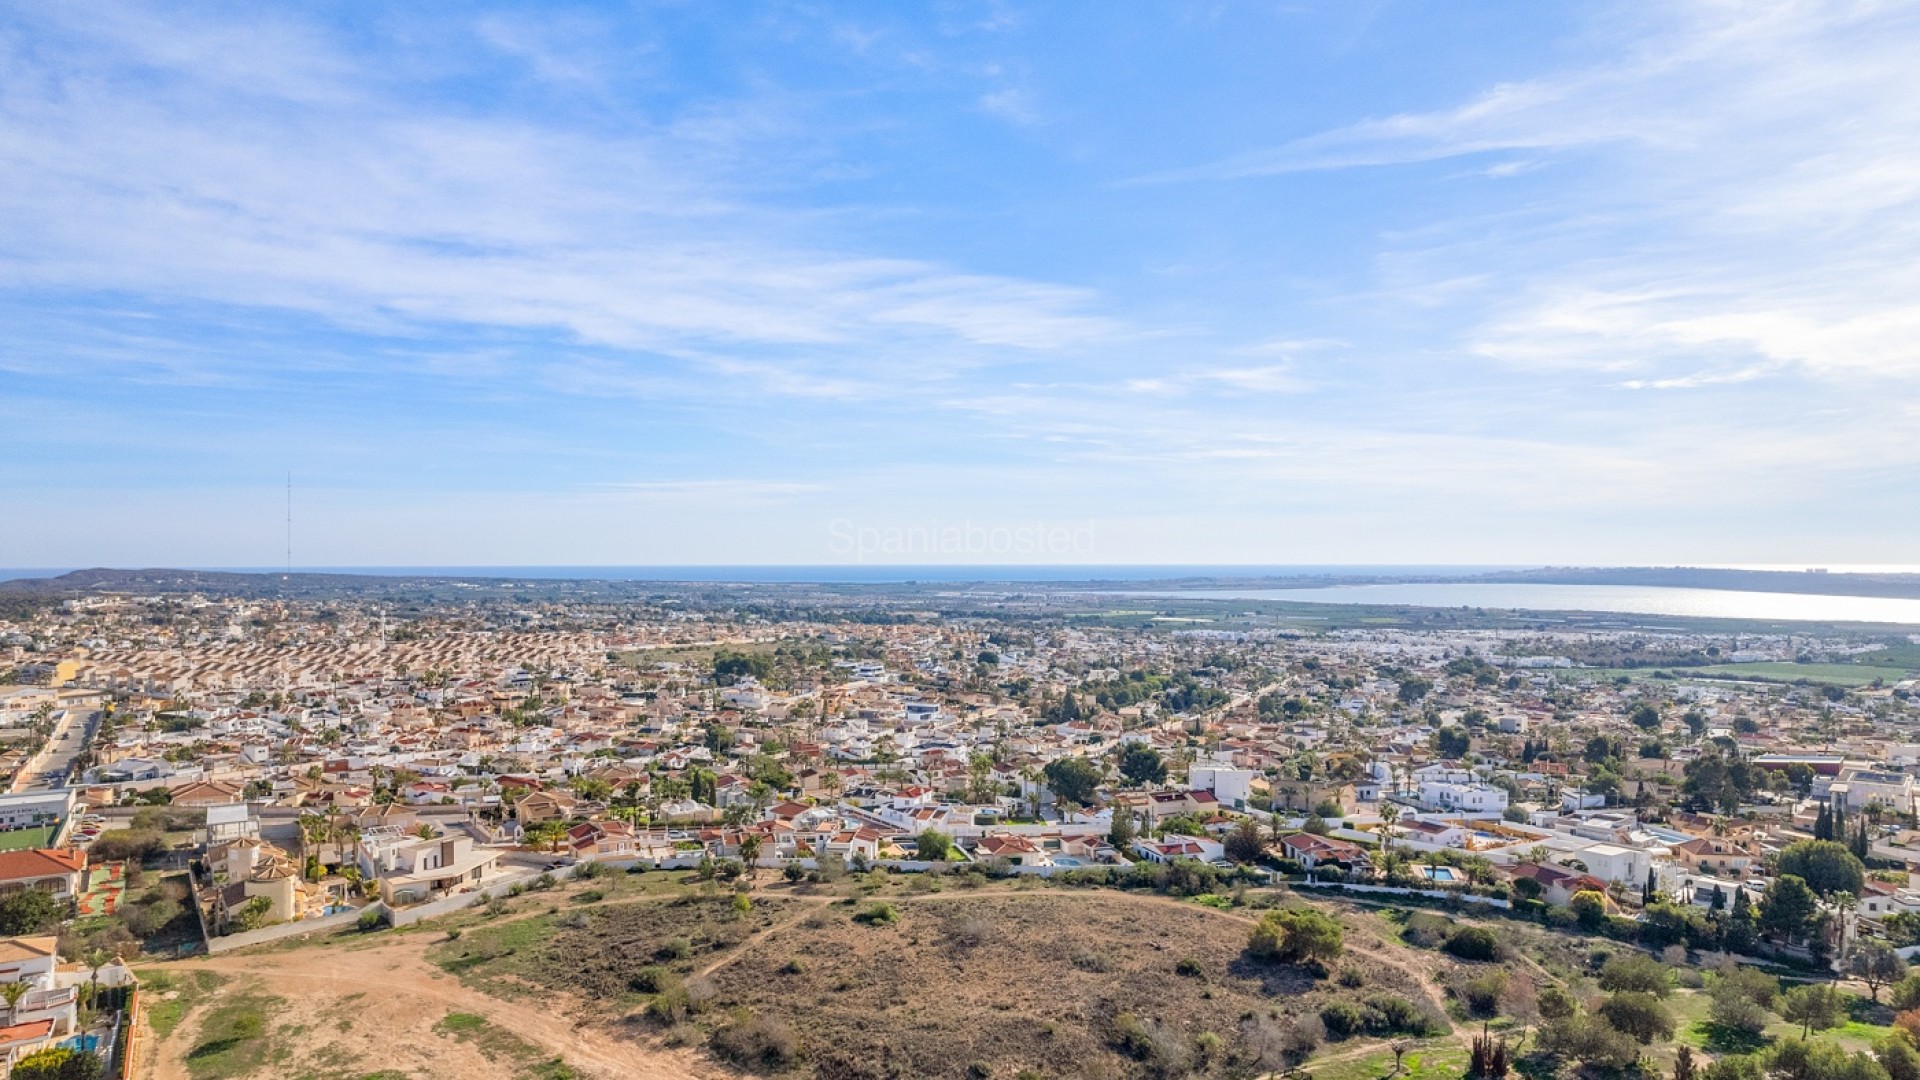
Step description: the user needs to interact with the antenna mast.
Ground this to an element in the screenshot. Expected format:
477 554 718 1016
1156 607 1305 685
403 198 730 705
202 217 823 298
285 472 292 582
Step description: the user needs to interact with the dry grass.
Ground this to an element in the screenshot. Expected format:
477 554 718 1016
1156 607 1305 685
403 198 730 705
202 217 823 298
438 887 1443 1079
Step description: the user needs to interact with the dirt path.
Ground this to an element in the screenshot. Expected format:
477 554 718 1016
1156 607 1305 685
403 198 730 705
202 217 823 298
144 936 715 1080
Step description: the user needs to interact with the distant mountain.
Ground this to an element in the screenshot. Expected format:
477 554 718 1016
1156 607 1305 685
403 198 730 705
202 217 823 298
0 567 496 600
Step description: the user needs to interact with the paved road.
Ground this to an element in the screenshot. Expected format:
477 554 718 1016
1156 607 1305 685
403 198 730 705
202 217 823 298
10 706 100 792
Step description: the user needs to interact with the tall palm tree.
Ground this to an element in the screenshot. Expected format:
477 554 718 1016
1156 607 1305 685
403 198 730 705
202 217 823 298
85 949 111 1004
1378 802 1402 864
738 834 763 881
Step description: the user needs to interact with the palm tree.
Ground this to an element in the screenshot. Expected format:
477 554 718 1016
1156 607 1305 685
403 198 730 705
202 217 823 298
85 948 110 1004
738 834 763 880
0 981 28 1025
1378 802 1402 854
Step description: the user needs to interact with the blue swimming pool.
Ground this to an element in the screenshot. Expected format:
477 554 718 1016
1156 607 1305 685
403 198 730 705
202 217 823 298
1420 866 1459 883
59 1035 100 1052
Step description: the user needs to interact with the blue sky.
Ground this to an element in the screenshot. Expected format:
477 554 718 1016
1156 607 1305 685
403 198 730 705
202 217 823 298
4 1 1919 567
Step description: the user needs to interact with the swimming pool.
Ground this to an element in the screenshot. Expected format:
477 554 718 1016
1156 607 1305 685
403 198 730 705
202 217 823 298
59 1035 100 1052
1420 866 1459 883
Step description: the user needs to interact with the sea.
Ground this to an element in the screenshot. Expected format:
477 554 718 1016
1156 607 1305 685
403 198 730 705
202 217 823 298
1113 582 1920 626
5 565 1920 625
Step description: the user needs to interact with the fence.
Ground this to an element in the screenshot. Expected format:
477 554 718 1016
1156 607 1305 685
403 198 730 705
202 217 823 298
1292 879 1512 908
387 865 583 927
204 904 383 953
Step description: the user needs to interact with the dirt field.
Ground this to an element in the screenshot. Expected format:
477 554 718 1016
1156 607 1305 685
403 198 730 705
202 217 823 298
139 878 1474 1080
139 931 717 1080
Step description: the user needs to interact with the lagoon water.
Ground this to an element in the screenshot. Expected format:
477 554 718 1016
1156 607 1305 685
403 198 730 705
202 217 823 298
1119 583 1920 625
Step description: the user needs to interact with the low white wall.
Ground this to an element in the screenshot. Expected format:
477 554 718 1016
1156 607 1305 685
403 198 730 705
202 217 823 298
1294 880 1512 908
206 904 381 953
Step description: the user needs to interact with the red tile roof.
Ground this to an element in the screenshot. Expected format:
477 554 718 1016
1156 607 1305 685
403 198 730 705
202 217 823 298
0 848 85 882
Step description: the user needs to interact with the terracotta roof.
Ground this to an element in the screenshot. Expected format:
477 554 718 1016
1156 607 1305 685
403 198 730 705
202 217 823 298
0 848 85 882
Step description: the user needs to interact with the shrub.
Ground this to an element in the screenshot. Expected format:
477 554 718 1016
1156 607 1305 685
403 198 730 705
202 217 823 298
1443 926 1505 962
1319 1001 1366 1040
573 859 608 880
1402 911 1454 948
659 937 694 961
854 902 899 926
629 966 676 993
709 1013 798 1068
10 1047 103 1080
356 908 386 932
1322 995 1446 1039
1070 950 1110 973
1599 991 1676 1044
1248 908 1344 966
1894 974 1920 1012
1457 969 1509 1017
86 832 167 864
1175 956 1205 978
1598 952 1673 997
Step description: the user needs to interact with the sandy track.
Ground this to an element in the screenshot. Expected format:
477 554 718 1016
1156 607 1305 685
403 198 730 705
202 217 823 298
144 935 714 1080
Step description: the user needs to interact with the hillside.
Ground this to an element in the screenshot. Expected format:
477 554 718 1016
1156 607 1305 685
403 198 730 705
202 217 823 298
139 872 1459 1080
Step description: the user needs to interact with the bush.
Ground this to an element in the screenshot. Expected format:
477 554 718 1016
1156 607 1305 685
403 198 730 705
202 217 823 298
1457 969 1509 1017
854 902 899 926
629 966 676 993
10 1047 103 1080
1321 995 1446 1040
1443 925 1505 962
709 1013 798 1068
1320 1001 1366 1040
87 832 168 864
356 908 386 932
1599 991 1676 1044
1402 911 1453 948
659 937 694 961
1598 952 1673 996
1540 1014 1641 1069
1247 908 1344 966
1175 956 1205 978
0 891 61 936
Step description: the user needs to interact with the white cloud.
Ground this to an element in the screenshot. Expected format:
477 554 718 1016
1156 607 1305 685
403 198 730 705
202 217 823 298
0 3 1121 400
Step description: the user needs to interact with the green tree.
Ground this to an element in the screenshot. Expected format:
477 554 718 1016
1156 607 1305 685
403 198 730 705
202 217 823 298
1223 818 1266 864
1778 840 1866 899
1117 744 1168 787
1851 940 1909 1003
1780 983 1847 1039
1042 756 1102 807
915 829 954 862
1599 991 1676 1044
1570 890 1608 930
1759 875 1821 942
1599 953 1674 996
1878 1036 1920 1080
0 891 60 936
1247 908 1344 966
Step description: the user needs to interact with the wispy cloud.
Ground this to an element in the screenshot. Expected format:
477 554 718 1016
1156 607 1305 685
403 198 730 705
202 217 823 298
0 3 1122 401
